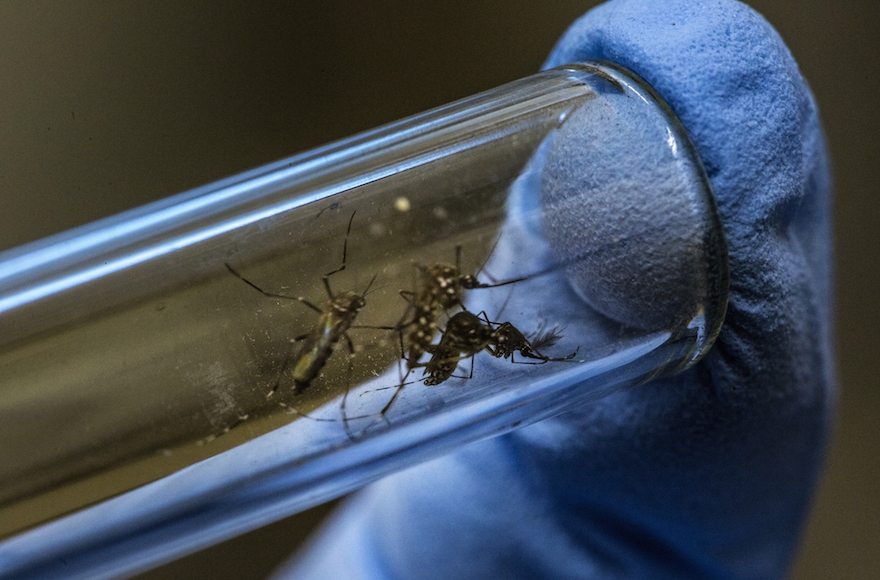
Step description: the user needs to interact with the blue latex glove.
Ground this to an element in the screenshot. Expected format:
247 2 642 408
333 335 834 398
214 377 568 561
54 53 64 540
279 1 834 578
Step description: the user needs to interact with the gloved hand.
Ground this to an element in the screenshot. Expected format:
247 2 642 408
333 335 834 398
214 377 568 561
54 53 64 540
278 1 834 578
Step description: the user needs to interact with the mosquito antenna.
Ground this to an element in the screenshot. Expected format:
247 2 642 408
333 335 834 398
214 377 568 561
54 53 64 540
472 232 501 281
360 272 380 297
473 230 535 287
494 284 516 320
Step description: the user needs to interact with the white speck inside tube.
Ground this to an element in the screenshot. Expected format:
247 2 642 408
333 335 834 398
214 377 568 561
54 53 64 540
0 61 727 579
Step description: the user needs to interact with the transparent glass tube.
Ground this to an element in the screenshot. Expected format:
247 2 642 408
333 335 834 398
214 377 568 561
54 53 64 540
0 61 727 579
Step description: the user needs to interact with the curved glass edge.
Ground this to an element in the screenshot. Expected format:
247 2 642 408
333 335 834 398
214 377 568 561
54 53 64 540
537 60 728 371
592 60 729 367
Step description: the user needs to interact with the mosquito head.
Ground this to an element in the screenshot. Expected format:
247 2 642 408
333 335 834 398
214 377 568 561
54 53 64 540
459 273 478 287
333 291 366 314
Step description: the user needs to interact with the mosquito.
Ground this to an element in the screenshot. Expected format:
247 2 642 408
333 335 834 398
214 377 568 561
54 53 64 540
375 310 491 418
379 311 569 417
420 310 496 385
398 245 525 369
226 211 377 396
419 312 578 383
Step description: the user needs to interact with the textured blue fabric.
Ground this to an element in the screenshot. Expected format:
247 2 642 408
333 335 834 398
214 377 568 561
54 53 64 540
280 1 834 578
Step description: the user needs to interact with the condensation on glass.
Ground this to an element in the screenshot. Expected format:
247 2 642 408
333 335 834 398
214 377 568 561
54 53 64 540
0 62 727 579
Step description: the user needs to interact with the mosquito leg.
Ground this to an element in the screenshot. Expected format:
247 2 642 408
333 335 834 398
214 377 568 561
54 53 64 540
322 211 357 297
379 331 415 419
450 354 475 380
379 378 407 417
226 263 324 314
339 332 359 439
395 289 418 331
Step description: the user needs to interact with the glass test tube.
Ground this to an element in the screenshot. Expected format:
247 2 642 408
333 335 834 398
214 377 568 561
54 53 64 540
0 61 728 578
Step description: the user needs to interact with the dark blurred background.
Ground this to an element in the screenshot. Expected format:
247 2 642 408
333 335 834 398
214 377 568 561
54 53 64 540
0 1 876 578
